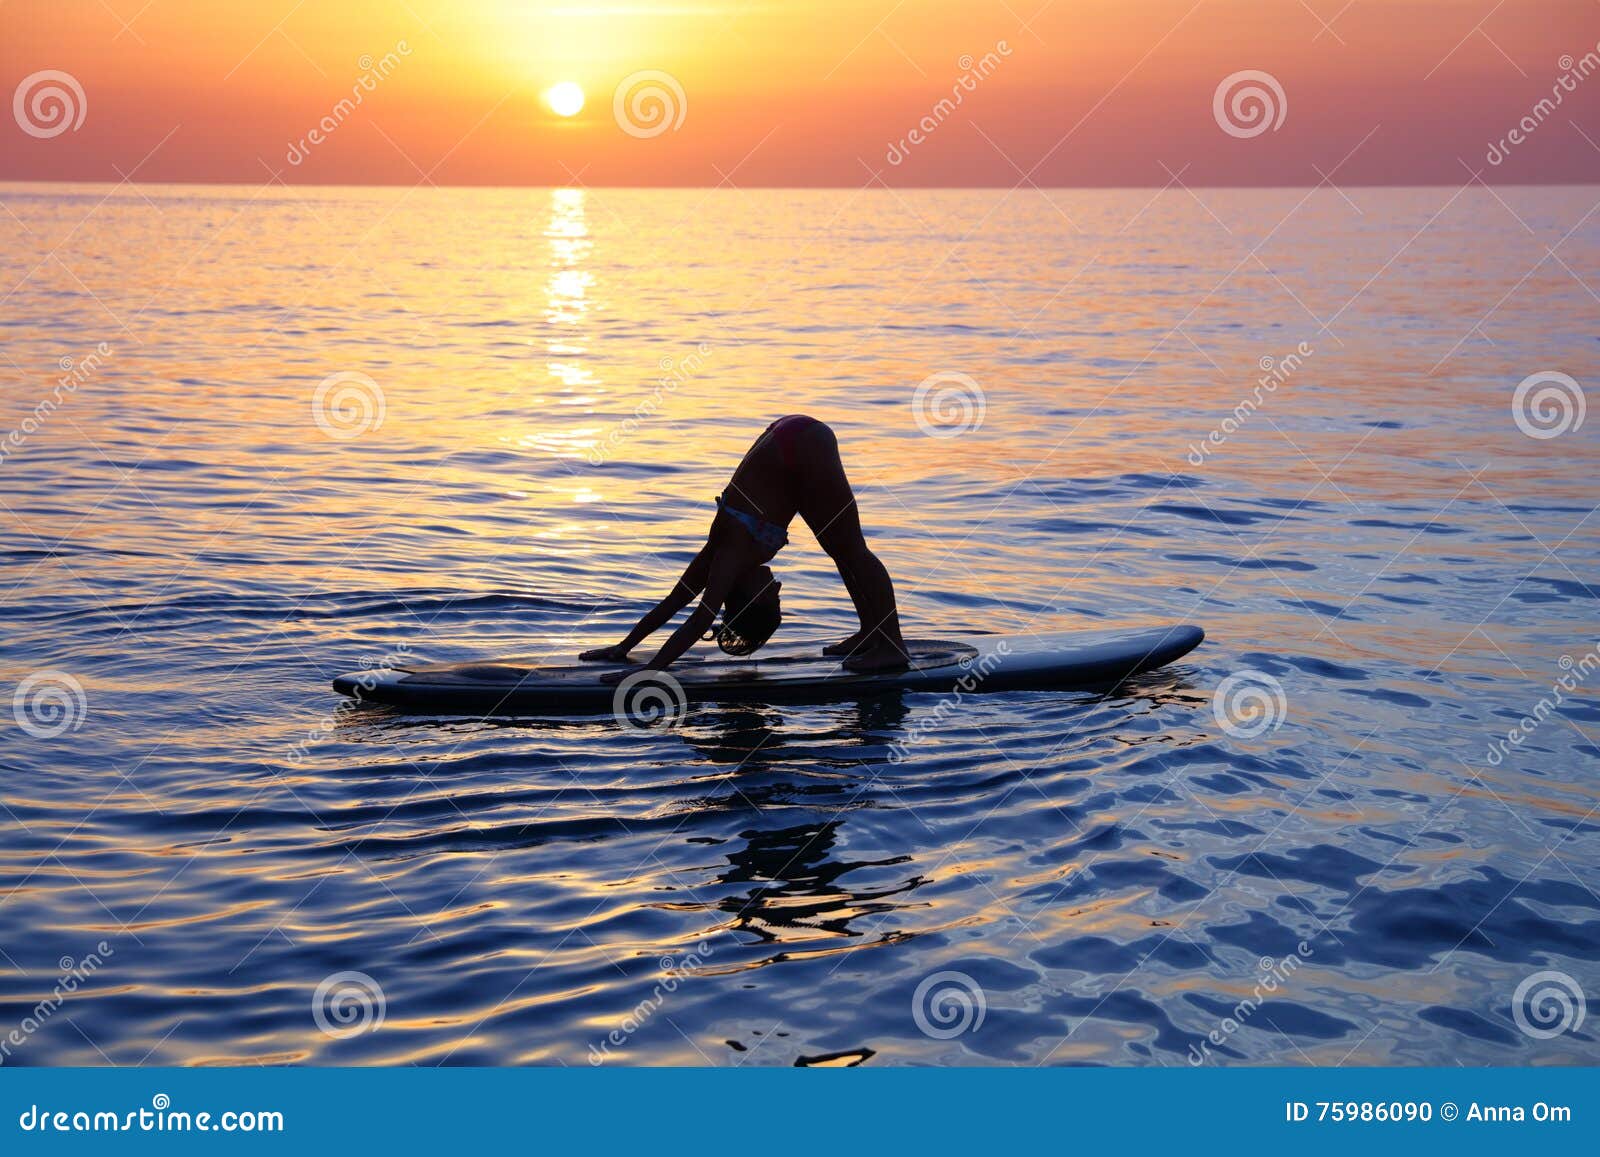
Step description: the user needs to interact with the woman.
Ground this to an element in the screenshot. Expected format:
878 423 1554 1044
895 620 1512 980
582 415 910 675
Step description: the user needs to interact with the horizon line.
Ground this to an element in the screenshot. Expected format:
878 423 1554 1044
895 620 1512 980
3 177 1598 193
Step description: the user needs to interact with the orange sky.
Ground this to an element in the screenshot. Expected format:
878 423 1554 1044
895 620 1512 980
3 0 1598 186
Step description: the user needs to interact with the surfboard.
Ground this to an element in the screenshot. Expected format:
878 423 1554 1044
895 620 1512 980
330 624 1204 715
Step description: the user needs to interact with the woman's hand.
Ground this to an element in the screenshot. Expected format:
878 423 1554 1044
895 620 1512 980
579 644 632 663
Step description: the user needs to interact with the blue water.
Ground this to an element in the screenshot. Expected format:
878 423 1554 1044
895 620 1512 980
0 183 1596 1065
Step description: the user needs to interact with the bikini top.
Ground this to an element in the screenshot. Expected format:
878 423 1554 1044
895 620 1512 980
716 493 788 553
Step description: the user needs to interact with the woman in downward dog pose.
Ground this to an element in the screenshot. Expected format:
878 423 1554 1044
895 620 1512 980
582 415 910 675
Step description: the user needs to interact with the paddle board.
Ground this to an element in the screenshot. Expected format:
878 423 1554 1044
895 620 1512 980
331 624 1204 715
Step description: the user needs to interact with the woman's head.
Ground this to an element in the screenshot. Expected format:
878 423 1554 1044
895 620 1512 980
716 565 782 655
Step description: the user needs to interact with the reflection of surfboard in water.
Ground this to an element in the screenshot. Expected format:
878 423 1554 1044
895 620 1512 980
331 625 1204 714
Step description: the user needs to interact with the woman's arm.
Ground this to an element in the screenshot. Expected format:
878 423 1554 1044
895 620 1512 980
580 548 711 660
635 550 745 671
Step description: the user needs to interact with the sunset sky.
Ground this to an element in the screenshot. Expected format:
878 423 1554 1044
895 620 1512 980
3 0 1598 186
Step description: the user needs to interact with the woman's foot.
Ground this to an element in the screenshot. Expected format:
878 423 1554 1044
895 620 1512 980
822 631 867 656
841 639 911 673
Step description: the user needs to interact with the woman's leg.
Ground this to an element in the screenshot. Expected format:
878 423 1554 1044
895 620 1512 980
795 425 909 670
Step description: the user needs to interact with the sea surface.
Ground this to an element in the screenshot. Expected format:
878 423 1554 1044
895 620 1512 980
1 183 1596 1066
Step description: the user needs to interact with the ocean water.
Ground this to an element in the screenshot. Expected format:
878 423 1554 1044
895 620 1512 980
0 183 1596 1067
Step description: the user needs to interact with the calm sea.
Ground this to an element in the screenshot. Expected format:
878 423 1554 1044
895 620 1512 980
1 183 1596 1065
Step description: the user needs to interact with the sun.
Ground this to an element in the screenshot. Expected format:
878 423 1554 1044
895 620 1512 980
545 82 585 118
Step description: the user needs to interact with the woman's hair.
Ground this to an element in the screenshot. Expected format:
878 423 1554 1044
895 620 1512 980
716 566 782 655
